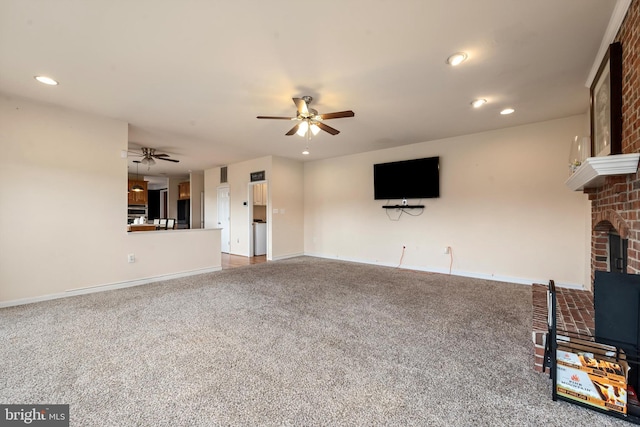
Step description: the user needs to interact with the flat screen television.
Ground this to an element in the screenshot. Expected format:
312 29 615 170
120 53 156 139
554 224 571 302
373 156 440 200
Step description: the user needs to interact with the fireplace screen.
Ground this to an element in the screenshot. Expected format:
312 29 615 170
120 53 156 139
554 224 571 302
594 270 640 349
594 270 640 391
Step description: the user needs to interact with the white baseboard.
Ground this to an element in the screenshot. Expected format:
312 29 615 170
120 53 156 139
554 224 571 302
303 252 585 290
270 252 305 261
0 266 222 308
2 254 586 309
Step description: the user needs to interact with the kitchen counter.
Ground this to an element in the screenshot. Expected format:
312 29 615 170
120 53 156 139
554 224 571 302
127 224 158 232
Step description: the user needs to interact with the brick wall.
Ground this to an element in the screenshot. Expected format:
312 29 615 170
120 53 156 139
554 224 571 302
618 0 640 155
589 0 640 278
531 284 595 373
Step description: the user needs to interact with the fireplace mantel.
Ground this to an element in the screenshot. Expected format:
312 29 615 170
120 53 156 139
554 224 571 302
565 153 640 191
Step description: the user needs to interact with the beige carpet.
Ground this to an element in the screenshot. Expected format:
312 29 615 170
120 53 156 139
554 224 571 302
0 257 630 426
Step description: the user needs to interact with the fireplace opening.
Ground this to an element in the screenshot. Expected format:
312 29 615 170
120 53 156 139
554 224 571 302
609 232 628 273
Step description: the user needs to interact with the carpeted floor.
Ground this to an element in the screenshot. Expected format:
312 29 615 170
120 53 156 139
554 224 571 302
0 256 631 426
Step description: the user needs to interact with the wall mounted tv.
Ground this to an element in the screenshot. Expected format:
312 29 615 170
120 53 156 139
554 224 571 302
373 156 440 200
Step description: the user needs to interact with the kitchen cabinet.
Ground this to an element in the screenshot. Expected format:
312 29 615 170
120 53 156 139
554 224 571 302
179 182 190 200
128 180 148 205
253 183 267 205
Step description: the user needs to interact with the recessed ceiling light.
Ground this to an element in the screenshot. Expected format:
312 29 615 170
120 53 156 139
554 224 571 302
34 76 59 86
500 108 515 115
446 52 467 66
471 99 487 108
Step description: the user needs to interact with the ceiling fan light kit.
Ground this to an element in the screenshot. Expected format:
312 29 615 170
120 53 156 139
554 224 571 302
141 156 155 166
296 120 309 137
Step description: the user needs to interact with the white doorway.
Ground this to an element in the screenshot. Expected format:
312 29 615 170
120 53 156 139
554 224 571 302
217 186 230 253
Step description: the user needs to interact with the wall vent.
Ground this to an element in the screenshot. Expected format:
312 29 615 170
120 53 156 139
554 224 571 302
220 166 228 183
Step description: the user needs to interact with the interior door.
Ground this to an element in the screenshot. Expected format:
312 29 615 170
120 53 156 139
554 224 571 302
217 186 230 253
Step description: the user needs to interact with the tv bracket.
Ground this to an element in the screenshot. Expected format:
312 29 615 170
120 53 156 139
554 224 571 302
382 200 425 209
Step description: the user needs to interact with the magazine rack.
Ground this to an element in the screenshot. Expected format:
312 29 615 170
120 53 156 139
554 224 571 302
546 280 640 422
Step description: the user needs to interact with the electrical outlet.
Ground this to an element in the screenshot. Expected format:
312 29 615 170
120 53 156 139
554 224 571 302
444 246 450 254
128 253 135 263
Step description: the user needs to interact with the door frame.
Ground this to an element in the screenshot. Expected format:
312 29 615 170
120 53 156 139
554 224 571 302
249 180 268 258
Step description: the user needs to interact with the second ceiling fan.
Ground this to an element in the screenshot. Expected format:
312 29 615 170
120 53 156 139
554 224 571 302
257 96 354 136
129 147 180 168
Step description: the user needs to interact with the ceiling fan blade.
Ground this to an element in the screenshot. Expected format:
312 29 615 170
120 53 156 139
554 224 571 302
285 124 300 136
257 115 295 120
156 157 179 163
153 153 170 157
318 110 355 120
316 122 340 135
293 98 309 116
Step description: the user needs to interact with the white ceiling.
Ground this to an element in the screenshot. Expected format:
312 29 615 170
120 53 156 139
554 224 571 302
0 0 617 177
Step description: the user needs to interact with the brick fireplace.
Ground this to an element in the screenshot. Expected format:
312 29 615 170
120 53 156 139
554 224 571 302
587 0 640 278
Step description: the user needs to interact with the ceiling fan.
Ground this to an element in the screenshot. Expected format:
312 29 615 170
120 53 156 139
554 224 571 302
257 96 355 136
129 147 179 168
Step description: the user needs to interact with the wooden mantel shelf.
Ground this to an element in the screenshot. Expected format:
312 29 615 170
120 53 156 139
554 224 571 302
565 153 640 191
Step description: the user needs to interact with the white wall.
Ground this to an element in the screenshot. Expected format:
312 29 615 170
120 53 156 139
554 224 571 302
0 95 221 305
271 157 304 259
304 115 591 288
